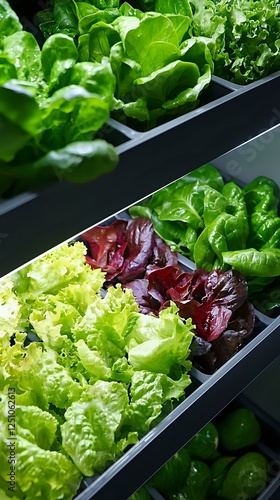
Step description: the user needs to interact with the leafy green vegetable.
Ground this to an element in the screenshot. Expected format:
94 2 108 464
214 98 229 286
219 452 268 499
61 380 135 475
0 394 82 499
129 0 280 84
109 13 213 128
42 1 213 130
126 303 193 374
0 241 194 498
210 456 236 495
0 0 22 37
185 422 219 460
130 164 223 256
222 248 280 278
191 0 280 84
130 165 280 306
148 447 191 494
218 407 262 451
167 460 212 499
0 2 119 196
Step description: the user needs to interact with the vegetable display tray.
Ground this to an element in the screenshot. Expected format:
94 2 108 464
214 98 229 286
4 159 280 499
1 68 280 278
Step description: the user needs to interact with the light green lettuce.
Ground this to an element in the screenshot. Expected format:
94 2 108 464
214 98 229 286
0 239 194 497
9 343 82 410
126 303 194 374
61 380 137 475
0 394 82 499
126 370 192 434
12 241 95 296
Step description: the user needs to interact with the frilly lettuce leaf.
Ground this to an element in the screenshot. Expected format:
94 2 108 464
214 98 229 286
70 286 138 380
16 405 58 450
16 437 81 500
55 268 105 313
0 331 26 390
126 303 194 374
75 338 112 380
73 284 138 352
0 394 81 499
9 343 82 410
191 0 280 84
61 380 136 475
0 237 194 494
29 296 81 351
125 370 192 434
0 278 21 336
11 242 93 296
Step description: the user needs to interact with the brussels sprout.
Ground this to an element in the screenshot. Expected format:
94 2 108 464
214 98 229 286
210 456 236 495
218 408 262 451
148 447 191 495
167 460 212 500
185 422 219 460
219 451 268 499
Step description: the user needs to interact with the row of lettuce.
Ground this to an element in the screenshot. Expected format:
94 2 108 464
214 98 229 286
39 0 280 86
0 0 212 196
127 164 280 316
80 164 280 316
80 214 256 374
0 242 194 499
2 0 280 196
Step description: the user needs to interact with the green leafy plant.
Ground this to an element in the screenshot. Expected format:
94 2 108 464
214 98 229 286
0 241 194 499
0 3 119 197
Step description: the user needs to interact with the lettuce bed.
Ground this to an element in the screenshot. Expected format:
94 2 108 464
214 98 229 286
0 0 118 197
0 242 194 499
38 0 214 130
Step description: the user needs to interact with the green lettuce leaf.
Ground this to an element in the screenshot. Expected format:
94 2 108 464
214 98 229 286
191 0 280 84
73 285 139 374
29 296 80 351
16 405 58 450
0 31 42 85
0 279 21 336
61 380 135 475
41 33 78 87
0 0 22 37
126 303 194 374
9 343 82 410
125 370 191 434
0 81 42 162
12 242 90 297
0 394 82 499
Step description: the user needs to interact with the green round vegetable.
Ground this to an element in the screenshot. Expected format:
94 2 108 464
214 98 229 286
210 456 236 495
167 460 212 500
219 451 268 499
218 408 261 451
185 422 219 460
148 447 191 495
